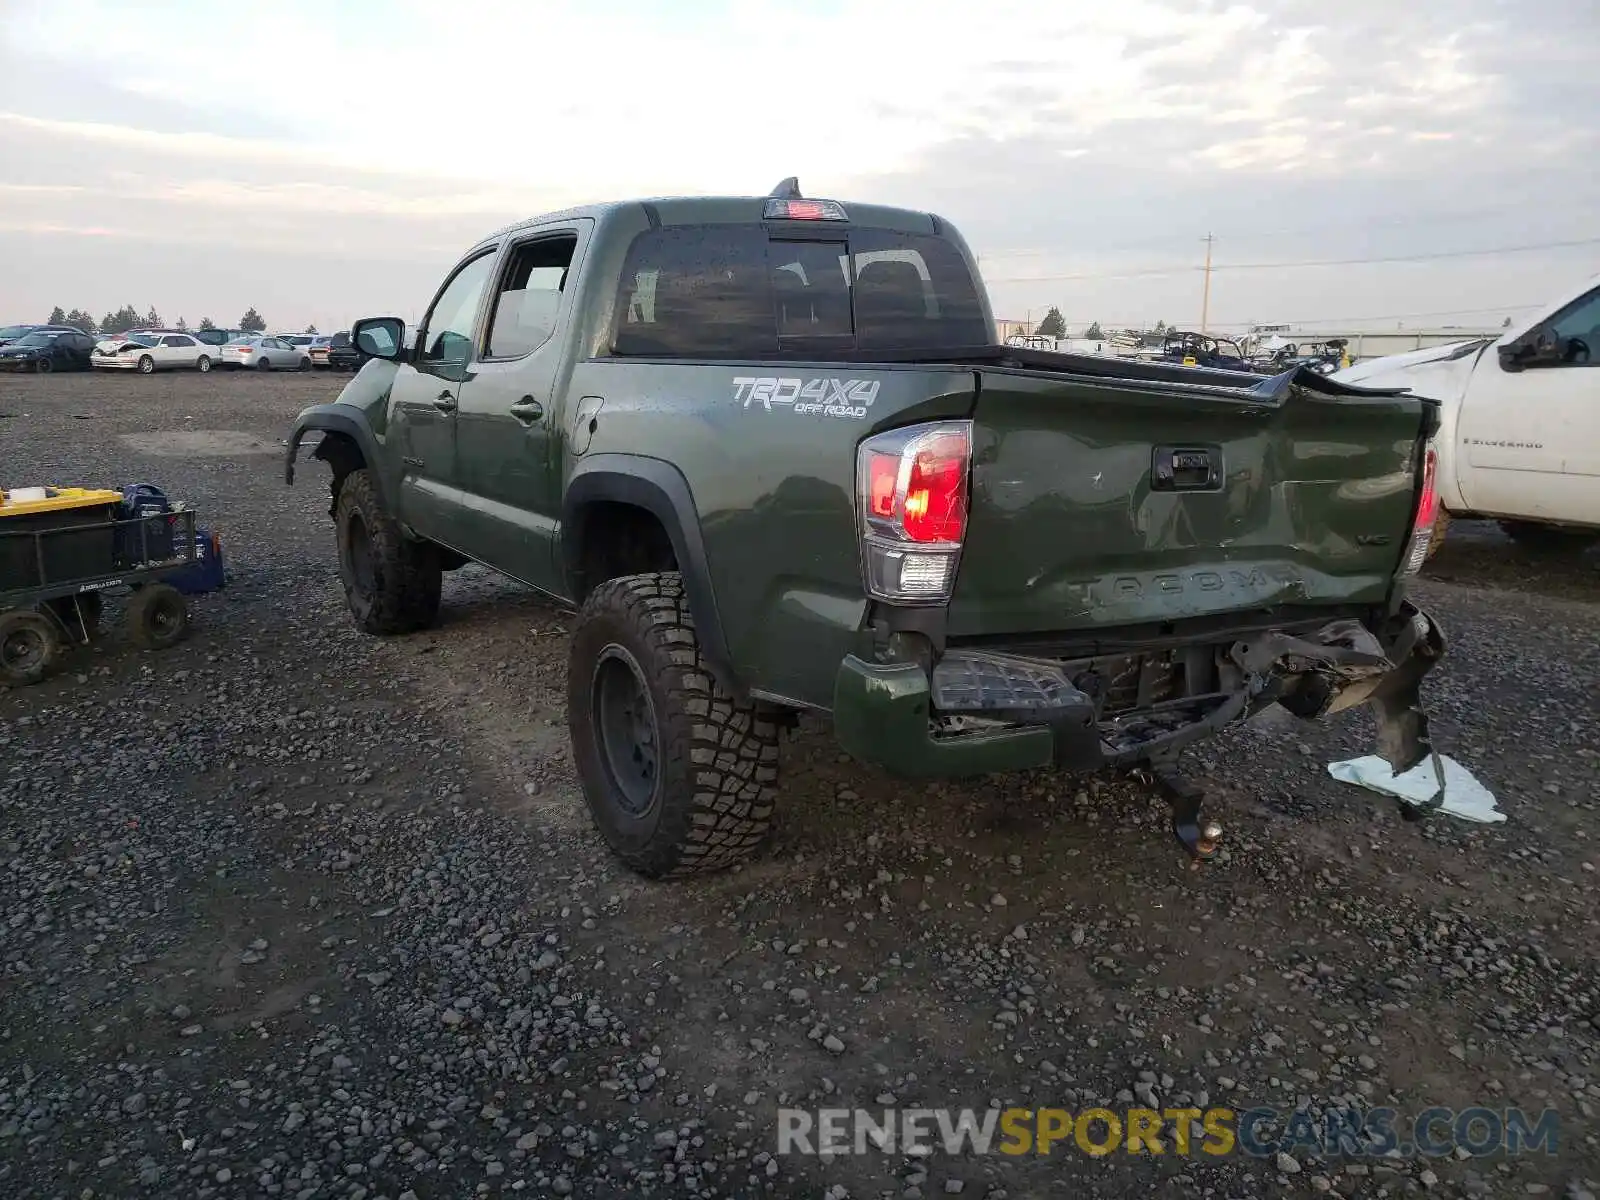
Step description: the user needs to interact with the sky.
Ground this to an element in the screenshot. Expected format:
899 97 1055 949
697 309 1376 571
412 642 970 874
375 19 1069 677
2 0 1597 337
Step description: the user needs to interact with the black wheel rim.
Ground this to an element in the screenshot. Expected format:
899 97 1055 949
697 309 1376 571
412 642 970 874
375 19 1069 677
38 359 52 374
147 595 182 639
346 512 376 595
1 624 47 675
592 644 659 817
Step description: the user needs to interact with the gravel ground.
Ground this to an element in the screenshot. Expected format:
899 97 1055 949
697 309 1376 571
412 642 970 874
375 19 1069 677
2 370 1598 1200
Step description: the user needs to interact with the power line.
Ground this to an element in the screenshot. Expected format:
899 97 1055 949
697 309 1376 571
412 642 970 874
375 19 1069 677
984 236 1600 286
1218 237 1600 271
974 195 1600 261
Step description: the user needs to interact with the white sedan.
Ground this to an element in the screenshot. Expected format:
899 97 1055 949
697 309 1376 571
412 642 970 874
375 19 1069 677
91 331 217 373
219 336 313 371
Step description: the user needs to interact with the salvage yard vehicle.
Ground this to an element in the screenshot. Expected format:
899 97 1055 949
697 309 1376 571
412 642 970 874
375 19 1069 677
0 328 95 373
1160 330 1251 371
1335 272 1600 557
219 336 313 371
286 180 1447 879
91 331 216 374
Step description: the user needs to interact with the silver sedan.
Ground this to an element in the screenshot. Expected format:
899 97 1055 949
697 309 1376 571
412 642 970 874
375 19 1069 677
219 336 314 371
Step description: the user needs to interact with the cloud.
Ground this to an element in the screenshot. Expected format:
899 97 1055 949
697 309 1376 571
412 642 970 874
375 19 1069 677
0 0 1595 331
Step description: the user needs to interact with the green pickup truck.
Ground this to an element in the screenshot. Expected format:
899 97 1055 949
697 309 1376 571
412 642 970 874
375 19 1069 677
286 180 1446 878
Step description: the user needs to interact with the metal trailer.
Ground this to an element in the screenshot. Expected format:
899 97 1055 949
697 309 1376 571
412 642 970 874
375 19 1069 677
0 490 198 686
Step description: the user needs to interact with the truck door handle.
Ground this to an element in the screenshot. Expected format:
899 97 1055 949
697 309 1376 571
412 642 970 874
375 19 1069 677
510 396 544 423
432 391 457 414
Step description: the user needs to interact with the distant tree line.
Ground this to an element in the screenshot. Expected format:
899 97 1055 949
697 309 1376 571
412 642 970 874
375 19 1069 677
43 305 272 335
1032 310 1172 340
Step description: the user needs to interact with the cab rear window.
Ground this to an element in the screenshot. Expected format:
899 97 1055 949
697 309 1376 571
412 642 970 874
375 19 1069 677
611 224 988 358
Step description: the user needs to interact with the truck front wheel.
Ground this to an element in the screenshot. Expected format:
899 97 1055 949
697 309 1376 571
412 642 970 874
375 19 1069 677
568 572 779 878
334 468 442 634
1499 520 1600 557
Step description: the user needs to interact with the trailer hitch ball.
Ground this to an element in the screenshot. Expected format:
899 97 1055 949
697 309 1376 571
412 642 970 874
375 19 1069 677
1134 765 1223 867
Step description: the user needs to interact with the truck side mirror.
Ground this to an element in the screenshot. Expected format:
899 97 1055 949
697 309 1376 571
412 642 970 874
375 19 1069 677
352 316 405 361
1497 342 1526 373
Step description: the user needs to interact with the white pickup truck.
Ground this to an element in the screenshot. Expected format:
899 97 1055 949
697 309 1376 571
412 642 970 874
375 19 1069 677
1334 273 1600 557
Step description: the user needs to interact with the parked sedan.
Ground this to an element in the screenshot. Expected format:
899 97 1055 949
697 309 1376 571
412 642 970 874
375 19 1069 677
0 328 96 372
305 335 334 367
91 331 218 373
218 336 313 371
0 323 45 348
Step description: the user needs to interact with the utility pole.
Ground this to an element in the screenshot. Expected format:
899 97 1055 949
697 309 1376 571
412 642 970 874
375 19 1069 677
1199 233 1215 334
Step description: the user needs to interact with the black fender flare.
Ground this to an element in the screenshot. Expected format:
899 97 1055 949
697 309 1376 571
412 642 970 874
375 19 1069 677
562 454 738 695
284 404 387 507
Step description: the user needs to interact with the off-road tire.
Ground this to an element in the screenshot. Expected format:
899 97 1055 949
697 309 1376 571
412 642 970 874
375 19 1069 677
0 609 60 686
568 572 779 878
334 468 441 635
127 583 189 650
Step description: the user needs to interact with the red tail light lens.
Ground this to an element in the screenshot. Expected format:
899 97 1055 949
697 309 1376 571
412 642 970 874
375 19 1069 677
856 420 973 604
1402 444 1439 575
1415 447 1438 529
902 430 969 543
867 452 899 518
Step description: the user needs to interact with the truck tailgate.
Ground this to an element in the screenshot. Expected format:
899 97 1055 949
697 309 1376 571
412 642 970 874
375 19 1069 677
948 367 1429 637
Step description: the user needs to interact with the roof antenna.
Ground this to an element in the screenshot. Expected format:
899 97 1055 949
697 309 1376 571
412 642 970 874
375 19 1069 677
769 177 803 199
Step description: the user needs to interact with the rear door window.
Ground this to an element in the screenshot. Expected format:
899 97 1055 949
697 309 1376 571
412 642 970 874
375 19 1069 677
612 223 988 358
614 226 774 357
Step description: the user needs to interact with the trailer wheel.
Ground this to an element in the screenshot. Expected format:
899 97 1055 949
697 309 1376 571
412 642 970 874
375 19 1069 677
0 610 59 687
127 584 190 650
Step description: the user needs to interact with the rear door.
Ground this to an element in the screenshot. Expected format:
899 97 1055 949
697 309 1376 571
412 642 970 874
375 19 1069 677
157 334 191 368
451 221 591 593
949 369 1430 636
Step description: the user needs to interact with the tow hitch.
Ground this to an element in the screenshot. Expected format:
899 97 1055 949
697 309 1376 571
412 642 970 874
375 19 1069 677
1133 763 1223 866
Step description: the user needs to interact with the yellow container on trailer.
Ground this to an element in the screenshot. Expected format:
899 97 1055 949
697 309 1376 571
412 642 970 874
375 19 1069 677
1 487 126 593
0 486 125 519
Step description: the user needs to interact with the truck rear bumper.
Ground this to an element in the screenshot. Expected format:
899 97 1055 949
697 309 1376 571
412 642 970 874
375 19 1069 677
832 602 1446 779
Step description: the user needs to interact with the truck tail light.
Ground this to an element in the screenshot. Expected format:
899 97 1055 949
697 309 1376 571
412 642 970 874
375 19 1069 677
856 421 972 604
1402 444 1439 574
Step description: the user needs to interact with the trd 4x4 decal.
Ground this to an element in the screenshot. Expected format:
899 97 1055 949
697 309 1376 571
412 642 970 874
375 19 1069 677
732 376 881 419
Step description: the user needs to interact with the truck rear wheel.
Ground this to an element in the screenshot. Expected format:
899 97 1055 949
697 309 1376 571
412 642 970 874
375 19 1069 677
1499 520 1599 556
334 469 442 635
568 572 779 878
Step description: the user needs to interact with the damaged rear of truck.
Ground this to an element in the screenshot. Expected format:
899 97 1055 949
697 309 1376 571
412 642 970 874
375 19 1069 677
284 184 1444 875
831 343 1445 857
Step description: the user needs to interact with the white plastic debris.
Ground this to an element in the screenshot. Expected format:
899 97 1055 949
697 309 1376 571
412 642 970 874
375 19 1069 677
1327 753 1506 824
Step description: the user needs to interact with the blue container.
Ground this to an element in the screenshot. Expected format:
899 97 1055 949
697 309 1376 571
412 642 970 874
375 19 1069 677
116 483 177 564
167 529 228 595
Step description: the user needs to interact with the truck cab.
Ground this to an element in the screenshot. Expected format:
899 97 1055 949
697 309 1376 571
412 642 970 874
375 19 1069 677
1336 274 1600 555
